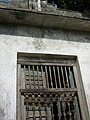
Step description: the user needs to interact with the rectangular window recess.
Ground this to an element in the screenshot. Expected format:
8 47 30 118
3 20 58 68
17 53 89 120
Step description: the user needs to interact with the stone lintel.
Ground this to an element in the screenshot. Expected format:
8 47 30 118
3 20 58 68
0 7 90 32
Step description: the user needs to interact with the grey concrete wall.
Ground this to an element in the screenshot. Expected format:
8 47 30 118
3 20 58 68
0 24 90 120
0 0 41 11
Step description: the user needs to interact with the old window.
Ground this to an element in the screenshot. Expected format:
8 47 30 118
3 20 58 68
17 53 89 120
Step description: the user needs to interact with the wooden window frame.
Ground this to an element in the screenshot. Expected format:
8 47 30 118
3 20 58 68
17 53 89 120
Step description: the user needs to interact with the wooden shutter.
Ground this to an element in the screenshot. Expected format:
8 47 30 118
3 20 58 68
17 53 89 120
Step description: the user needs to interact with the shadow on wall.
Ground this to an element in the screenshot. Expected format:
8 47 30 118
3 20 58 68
0 23 90 43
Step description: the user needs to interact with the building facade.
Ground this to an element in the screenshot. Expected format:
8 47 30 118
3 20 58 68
0 0 90 120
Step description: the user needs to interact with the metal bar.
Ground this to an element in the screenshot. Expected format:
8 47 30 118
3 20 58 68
57 101 61 120
67 101 72 120
41 66 44 88
71 66 76 88
74 96 79 120
27 0 29 9
53 66 57 88
32 102 36 120
68 66 75 88
57 66 61 88
28 66 31 89
24 65 26 89
39 103 42 120
45 66 49 88
32 66 36 89
68 67 72 88
26 98 29 120
51 103 54 120
72 96 77 120
61 66 66 88
61 101 66 120
45 103 49 120
49 66 53 88
37 66 40 89
65 67 69 88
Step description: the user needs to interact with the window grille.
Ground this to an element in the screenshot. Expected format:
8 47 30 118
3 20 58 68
17 53 89 120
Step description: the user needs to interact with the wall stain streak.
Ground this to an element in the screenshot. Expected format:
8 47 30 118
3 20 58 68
0 108 5 120
10 11 28 20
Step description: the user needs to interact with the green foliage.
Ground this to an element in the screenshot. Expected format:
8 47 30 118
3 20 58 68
48 0 90 12
57 0 81 10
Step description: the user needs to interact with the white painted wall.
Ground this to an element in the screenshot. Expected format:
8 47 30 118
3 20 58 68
0 25 90 120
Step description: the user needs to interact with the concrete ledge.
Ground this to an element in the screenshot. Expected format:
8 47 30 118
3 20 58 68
0 7 90 32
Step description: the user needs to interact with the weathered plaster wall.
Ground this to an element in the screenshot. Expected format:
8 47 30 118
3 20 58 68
0 24 90 120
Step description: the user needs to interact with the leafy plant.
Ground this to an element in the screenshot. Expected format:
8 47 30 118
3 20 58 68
48 0 90 12
56 0 82 11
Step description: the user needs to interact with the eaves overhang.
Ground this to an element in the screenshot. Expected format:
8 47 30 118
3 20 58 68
0 8 90 32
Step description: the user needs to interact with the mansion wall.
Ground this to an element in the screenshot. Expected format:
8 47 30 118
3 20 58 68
0 24 90 120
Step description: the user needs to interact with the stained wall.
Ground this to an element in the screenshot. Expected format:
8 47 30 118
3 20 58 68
0 24 90 120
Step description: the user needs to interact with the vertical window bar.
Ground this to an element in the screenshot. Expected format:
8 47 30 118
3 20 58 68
74 96 79 120
68 101 72 120
68 67 71 88
68 67 75 88
41 66 44 89
65 67 69 88
61 67 66 88
26 96 29 120
45 66 49 88
45 104 47 120
49 66 53 88
32 102 36 120
61 101 66 120
45 103 49 120
71 66 76 88
51 103 54 120
39 103 42 120
37 66 40 89
72 96 77 120
57 101 62 120
53 66 57 88
27 0 29 9
28 66 31 89
32 66 35 89
24 65 26 89
57 66 61 88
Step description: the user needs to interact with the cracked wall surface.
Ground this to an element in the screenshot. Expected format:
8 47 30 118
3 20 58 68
0 24 90 120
